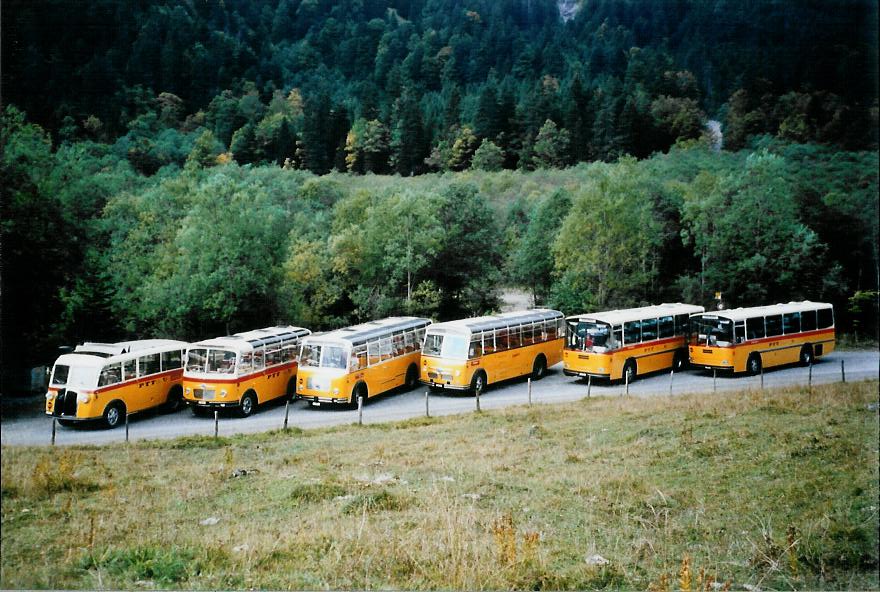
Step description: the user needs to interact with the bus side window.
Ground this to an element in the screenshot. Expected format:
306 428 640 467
521 323 533 345
747 317 765 340
352 345 367 370
239 352 253 374
509 325 521 348
379 337 393 361
782 312 801 334
734 321 746 343
266 345 281 367
483 330 496 355
624 321 641 344
641 318 658 342
817 308 834 328
99 363 122 386
801 310 817 331
674 314 690 336
403 331 415 353
765 315 782 337
611 325 623 349
138 353 160 377
161 349 182 371
496 329 509 350
253 348 265 369
658 316 674 339
469 336 483 359
123 359 136 381
392 334 405 357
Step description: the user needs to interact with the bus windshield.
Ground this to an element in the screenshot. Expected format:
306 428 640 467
186 348 236 374
567 320 616 352
51 364 100 388
690 316 733 346
422 333 468 359
300 344 348 369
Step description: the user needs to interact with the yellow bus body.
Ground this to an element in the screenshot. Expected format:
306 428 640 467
183 361 297 409
690 328 835 373
563 336 686 381
45 340 187 426
422 338 563 390
297 350 422 403
296 317 431 405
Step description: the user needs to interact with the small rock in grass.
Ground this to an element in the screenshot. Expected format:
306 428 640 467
233 544 249 553
461 493 481 501
585 554 609 566
199 516 220 526
440 476 455 482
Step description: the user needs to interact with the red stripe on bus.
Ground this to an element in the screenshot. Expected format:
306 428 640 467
565 335 684 355
694 328 835 349
182 361 298 384
94 368 184 395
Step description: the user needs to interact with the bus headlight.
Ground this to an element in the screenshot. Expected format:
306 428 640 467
185 387 192 394
45 392 54 401
332 388 340 395
76 392 92 404
220 390 228 398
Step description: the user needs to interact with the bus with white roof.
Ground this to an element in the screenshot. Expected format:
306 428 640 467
45 339 187 428
688 301 835 374
183 325 310 417
420 309 565 396
563 303 704 383
297 316 431 406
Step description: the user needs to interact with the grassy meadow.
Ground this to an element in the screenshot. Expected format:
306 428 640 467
2 381 878 590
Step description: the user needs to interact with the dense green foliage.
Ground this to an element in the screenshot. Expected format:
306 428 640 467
2 0 877 178
1 0 878 377
2 104 878 374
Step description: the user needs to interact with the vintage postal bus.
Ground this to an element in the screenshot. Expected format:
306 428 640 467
563 303 704 383
45 339 187 428
688 301 835 374
296 316 431 406
183 326 310 417
420 309 565 396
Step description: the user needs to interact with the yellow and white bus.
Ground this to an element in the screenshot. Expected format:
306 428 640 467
183 325 311 417
45 339 188 428
420 309 565 396
688 301 835 374
563 303 705 383
297 316 431 406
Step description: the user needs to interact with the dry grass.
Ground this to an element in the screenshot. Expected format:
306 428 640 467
2 381 878 590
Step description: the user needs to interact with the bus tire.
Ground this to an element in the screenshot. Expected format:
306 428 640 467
163 384 183 413
405 364 419 389
351 382 367 409
470 371 486 397
239 391 257 418
622 360 637 384
531 355 547 380
799 345 814 366
103 401 125 429
747 354 762 376
672 349 687 372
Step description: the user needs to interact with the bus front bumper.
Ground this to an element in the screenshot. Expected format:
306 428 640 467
419 379 469 391
562 369 610 379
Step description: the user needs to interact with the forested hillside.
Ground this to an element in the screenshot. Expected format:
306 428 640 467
1 0 878 376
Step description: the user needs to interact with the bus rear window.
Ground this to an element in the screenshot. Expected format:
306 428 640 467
51 365 70 386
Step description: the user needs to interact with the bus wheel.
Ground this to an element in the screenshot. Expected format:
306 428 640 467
104 402 125 429
531 355 547 380
799 345 814 366
163 385 183 413
351 383 367 409
239 391 257 418
747 354 762 376
623 360 637 384
405 364 419 389
470 371 486 397
672 349 687 372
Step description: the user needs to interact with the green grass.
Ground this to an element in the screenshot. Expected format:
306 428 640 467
2 381 878 590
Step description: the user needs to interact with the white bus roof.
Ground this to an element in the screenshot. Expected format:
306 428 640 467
56 339 188 367
567 303 705 325
692 301 833 323
303 317 432 346
427 309 564 335
191 326 311 353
